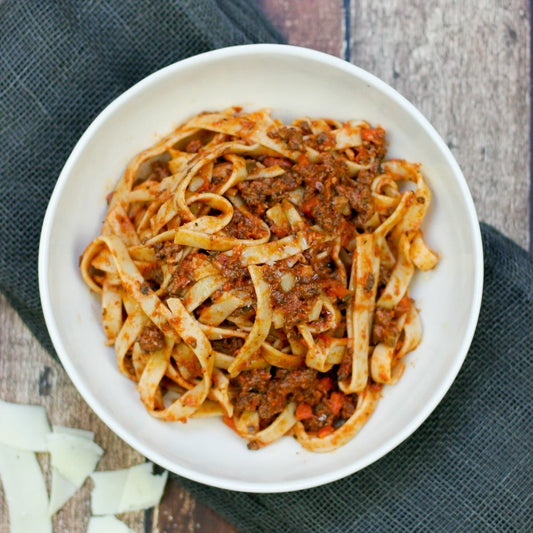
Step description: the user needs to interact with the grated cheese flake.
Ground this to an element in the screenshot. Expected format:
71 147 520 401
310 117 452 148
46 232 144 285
91 462 167 515
0 400 51 452
0 443 51 533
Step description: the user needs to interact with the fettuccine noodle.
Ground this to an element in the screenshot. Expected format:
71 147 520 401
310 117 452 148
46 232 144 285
80 107 438 451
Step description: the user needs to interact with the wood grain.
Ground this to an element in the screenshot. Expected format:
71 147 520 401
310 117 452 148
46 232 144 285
155 477 237 533
349 0 530 249
258 0 345 57
1 1 530 532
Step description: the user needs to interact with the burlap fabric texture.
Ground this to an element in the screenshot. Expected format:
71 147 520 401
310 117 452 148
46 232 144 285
1 2 531 532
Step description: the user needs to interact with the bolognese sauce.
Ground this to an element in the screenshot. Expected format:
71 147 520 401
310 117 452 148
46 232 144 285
80 107 438 452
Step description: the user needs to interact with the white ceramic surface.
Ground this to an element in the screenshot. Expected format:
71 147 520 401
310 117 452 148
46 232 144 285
39 44 483 492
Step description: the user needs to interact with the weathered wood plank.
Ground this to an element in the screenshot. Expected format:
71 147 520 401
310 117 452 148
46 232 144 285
349 0 530 249
155 477 237 533
258 0 345 57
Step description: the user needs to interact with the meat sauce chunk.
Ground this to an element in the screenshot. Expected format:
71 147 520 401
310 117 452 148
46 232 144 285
137 325 165 353
231 368 357 434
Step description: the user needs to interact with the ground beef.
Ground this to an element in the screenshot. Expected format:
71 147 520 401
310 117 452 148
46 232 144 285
168 251 208 294
361 126 387 161
296 153 353 232
297 120 311 134
262 243 346 328
372 307 398 346
232 368 356 433
308 131 335 151
211 337 245 355
237 171 302 213
137 325 165 353
233 368 314 419
337 351 352 382
275 368 321 403
234 368 271 393
299 152 350 186
232 368 272 416
214 248 253 294
307 195 343 233
147 160 171 182
267 126 305 151
335 181 374 226
237 149 379 233
139 262 163 292
185 138 203 153
223 208 268 240
303 400 336 433
378 263 393 288
154 241 182 262
208 161 233 190
261 155 293 169
263 262 321 328
352 127 387 165
340 395 357 419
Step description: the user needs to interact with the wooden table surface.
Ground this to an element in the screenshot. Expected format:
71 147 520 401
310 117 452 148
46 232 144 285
1 1 530 532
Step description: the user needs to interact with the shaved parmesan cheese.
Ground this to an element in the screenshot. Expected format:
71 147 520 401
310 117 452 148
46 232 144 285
46 428 104 515
0 400 51 451
90 468 129 516
119 462 168 513
0 443 52 533
87 515 135 533
91 462 167 515
48 468 77 515
52 424 95 441
9 514 53 533
47 431 104 487
0 399 166 526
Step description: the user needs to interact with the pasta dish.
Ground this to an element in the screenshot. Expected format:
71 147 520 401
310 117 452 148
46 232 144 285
80 108 438 452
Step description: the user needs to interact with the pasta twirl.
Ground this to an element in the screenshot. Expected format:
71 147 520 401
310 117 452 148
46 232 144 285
80 107 438 451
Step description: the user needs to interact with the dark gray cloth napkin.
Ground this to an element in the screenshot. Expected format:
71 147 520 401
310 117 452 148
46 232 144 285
1 2 531 532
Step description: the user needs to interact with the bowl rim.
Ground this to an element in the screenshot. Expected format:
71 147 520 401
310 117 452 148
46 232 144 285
39 43 484 493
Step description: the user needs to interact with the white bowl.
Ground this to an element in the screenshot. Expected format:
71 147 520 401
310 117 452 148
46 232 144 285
39 44 483 492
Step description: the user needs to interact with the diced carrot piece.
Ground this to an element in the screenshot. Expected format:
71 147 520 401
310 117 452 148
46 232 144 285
317 425 335 438
325 281 351 299
328 391 344 416
361 126 385 143
296 154 309 166
301 195 319 215
317 376 334 393
263 156 292 169
295 402 314 420
223 415 237 432
395 295 413 316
